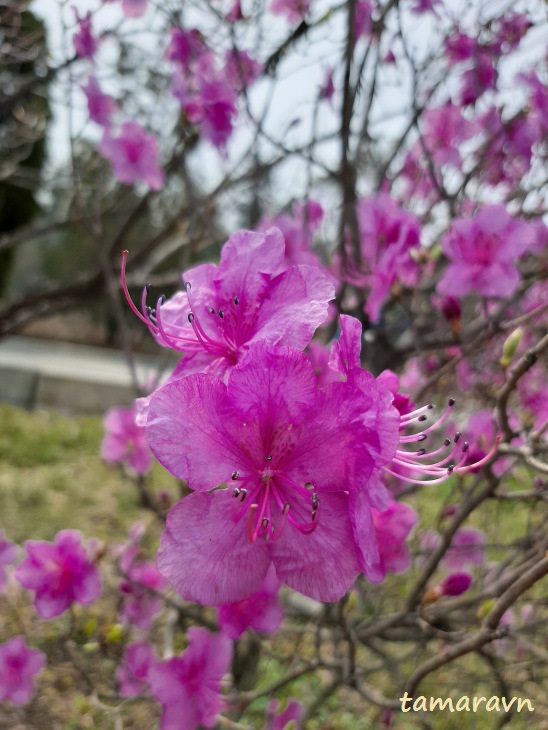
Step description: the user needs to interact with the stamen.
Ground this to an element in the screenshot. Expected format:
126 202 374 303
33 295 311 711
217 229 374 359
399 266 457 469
265 455 273 462
218 309 224 319
233 296 239 305
231 471 240 480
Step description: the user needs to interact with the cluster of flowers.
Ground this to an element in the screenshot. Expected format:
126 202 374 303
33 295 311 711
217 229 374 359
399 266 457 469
118 226 497 607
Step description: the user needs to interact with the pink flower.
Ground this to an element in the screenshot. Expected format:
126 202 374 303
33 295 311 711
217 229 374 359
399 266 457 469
346 194 421 322
101 405 152 475
367 499 418 583
82 76 117 127
73 11 97 59
439 572 472 597
264 698 305 729
122 227 335 385
437 205 534 299
422 103 478 168
121 0 148 17
166 27 207 66
116 642 155 697
270 0 311 25
410 0 441 15
148 628 233 730
460 52 497 106
120 560 166 630
421 528 485 570
319 67 335 103
0 637 45 706
148 344 399 604
15 530 101 619
0 531 18 592
354 0 374 40
99 122 164 190
217 566 283 639
224 49 262 93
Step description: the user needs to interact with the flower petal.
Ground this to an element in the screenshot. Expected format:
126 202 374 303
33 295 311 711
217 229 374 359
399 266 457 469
157 492 271 605
271 493 359 602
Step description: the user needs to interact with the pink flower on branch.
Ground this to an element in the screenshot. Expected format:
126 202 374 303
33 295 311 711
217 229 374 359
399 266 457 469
15 530 101 619
122 227 335 384
82 76 117 128
217 565 283 639
148 344 400 604
0 637 45 706
437 205 534 299
264 698 305 729
148 628 233 730
101 404 151 475
99 122 164 190
116 642 155 697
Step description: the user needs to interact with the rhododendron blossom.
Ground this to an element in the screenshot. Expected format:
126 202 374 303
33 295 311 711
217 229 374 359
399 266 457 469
368 499 418 583
99 122 164 190
0 637 45 706
101 405 151 475
217 565 283 639
82 76 117 128
122 227 334 385
119 560 165 630
264 698 305 729
148 344 400 604
437 205 534 299
116 642 155 697
339 194 421 322
148 628 232 730
73 11 97 59
15 530 101 619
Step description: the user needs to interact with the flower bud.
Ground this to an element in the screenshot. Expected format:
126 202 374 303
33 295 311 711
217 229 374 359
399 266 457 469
499 327 523 369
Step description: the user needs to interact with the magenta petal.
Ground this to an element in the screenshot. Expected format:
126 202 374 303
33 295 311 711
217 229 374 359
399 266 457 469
227 344 317 429
157 492 271 605
271 493 360 602
248 265 335 350
349 490 382 581
146 375 242 487
215 228 285 303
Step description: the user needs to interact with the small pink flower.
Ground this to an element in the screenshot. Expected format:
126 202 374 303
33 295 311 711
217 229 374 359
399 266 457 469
148 628 233 730
270 0 311 25
0 531 18 592
420 528 485 570
73 11 98 59
120 560 165 630
101 405 152 475
224 49 262 93
82 76 117 128
264 698 305 729
367 499 418 583
99 122 164 190
437 205 534 299
439 572 472 597
217 565 283 639
15 530 101 619
116 642 155 697
0 637 45 706
121 0 148 17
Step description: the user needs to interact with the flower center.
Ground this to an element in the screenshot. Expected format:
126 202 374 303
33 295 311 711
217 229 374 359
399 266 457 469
230 456 320 544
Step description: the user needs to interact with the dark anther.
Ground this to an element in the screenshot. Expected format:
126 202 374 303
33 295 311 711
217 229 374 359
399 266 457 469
188 313 195 323
418 415 427 422
444 438 451 447
231 471 239 480
454 432 461 443
232 488 240 497
233 296 239 305
265 455 273 462
462 441 469 452
418 433 428 442
208 307 215 314
239 489 247 502
261 518 269 528
311 493 319 509
184 282 191 292
305 482 313 490
417 448 426 456
159 295 166 305
218 309 224 319
427 404 434 409
145 283 151 292
448 398 455 407
447 464 455 474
